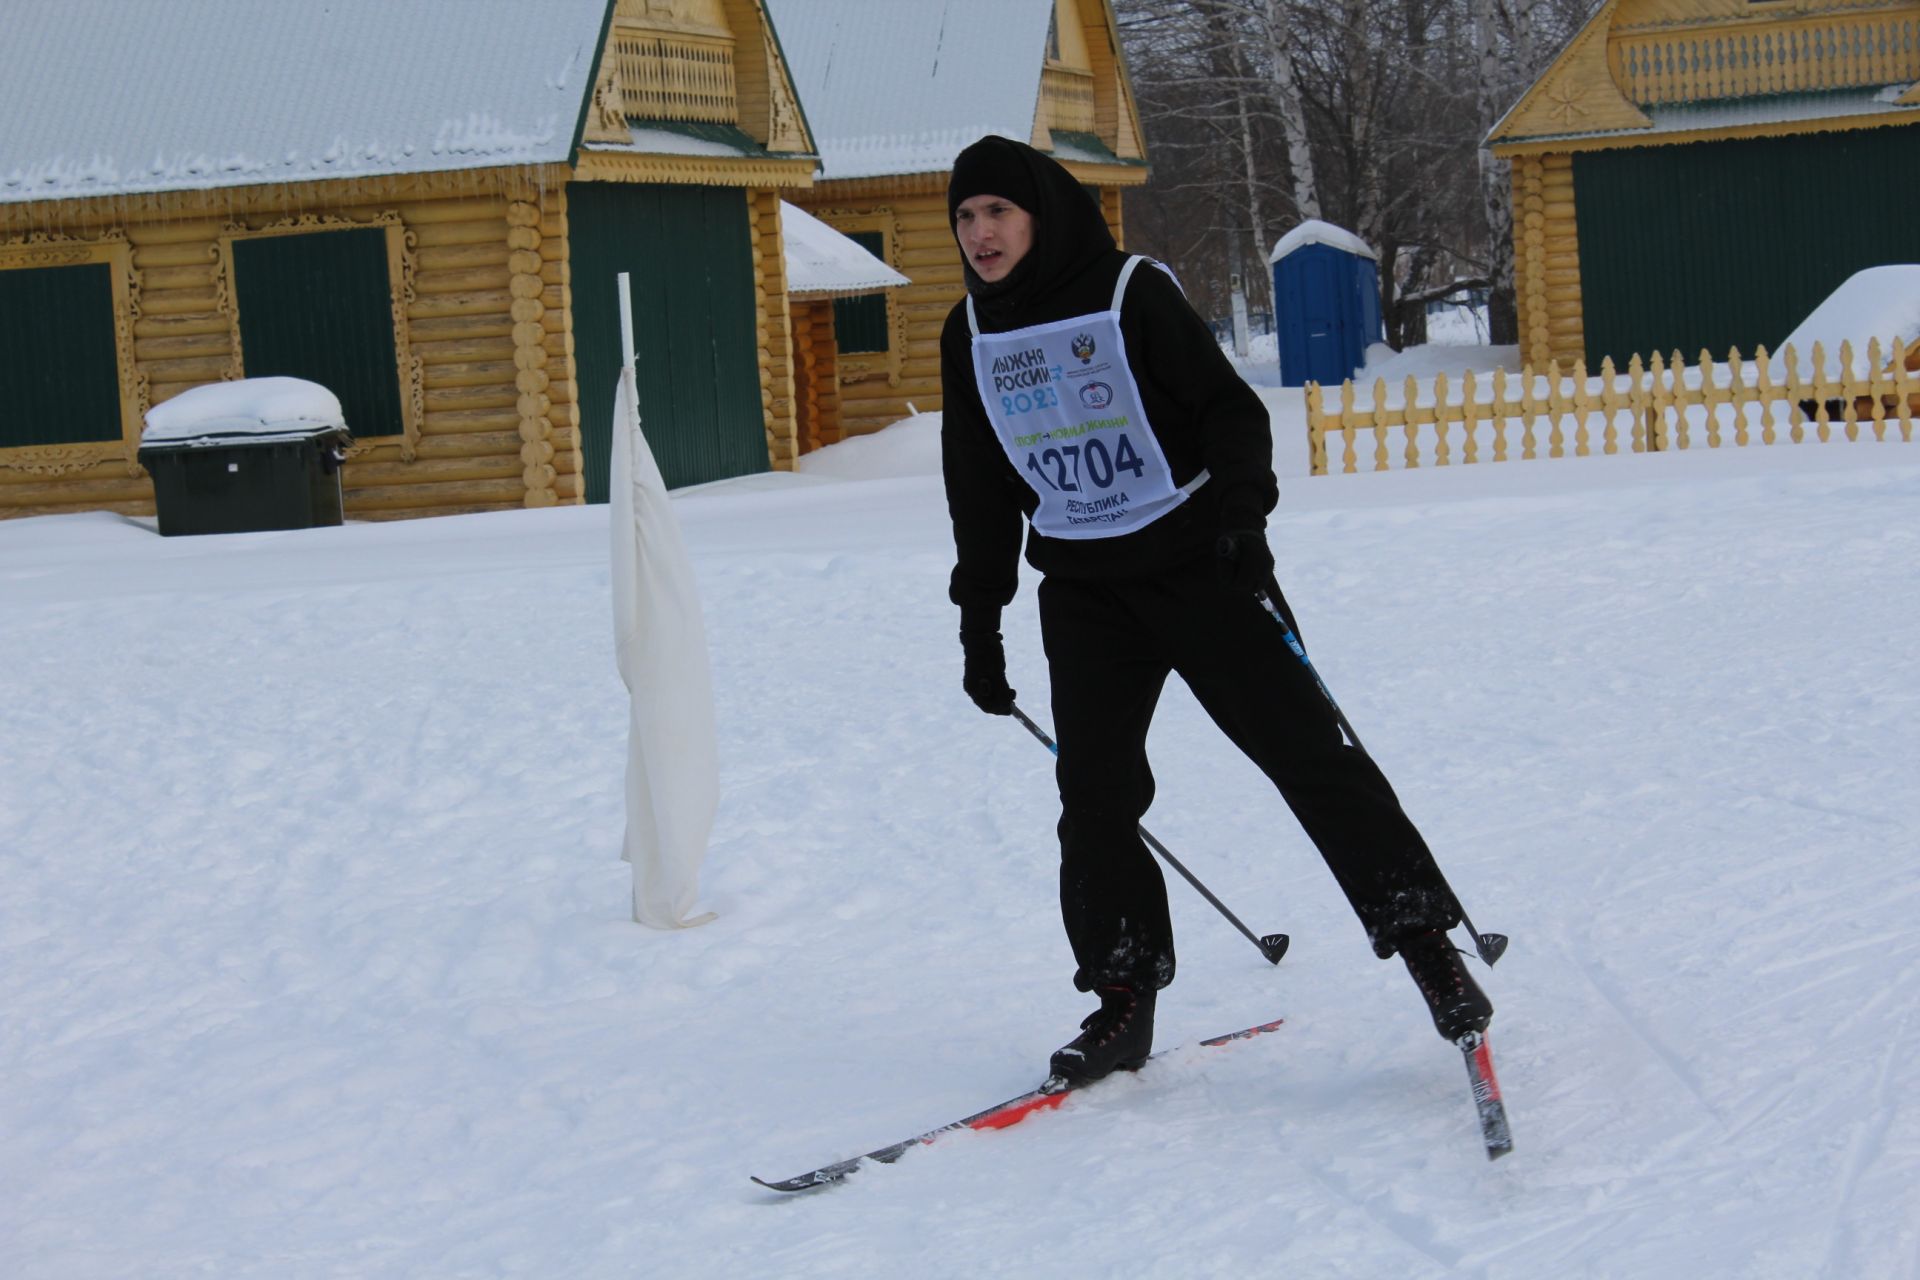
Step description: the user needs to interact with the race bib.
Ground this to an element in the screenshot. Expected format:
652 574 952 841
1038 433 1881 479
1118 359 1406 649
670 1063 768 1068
968 257 1207 540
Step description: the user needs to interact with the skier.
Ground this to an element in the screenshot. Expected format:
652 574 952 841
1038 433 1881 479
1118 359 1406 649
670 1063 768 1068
939 135 1493 1087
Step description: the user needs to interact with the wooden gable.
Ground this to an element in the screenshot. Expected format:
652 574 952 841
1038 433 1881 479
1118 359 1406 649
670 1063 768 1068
1488 0 1651 147
1033 0 1148 169
582 0 814 159
1494 0 1920 153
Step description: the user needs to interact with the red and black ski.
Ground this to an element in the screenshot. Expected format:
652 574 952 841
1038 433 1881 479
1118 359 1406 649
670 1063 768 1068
1457 1029 1513 1159
751 1018 1284 1192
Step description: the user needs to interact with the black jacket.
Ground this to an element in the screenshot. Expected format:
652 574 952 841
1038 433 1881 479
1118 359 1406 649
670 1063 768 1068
940 244 1278 619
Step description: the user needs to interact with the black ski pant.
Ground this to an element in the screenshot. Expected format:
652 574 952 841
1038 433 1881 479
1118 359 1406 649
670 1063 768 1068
1038 563 1461 994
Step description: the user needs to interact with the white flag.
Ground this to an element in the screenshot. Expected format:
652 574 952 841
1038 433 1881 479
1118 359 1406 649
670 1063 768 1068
610 367 718 929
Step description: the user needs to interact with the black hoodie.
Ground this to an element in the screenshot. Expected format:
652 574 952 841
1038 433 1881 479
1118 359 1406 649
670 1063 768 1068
939 137 1277 620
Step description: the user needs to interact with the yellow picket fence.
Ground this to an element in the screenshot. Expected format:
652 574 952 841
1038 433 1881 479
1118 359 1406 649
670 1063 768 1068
1305 339 1920 476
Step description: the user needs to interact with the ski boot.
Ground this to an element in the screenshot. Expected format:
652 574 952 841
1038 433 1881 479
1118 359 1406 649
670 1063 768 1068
1401 931 1493 1041
1047 985 1155 1089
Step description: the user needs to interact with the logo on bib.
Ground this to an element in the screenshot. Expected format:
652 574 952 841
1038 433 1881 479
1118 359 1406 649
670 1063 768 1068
1078 381 1114 409
1070 332 1097 364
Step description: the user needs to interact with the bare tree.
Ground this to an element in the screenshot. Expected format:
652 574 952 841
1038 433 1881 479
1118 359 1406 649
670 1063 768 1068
1472 0 1565 343
1117 0 1585 350
1259 0 1322 221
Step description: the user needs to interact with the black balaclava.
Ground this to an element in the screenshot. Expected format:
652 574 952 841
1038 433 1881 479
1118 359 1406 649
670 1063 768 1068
947 134 1117 325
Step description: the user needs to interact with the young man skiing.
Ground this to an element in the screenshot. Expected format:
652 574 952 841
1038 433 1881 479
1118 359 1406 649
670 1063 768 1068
938 134 1493 1087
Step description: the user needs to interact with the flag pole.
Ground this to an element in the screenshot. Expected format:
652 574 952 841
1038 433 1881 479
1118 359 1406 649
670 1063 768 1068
616 271 637 385
609 268 718 929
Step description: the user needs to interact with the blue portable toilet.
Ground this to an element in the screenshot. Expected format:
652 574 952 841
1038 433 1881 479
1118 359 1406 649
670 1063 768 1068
1270 220 1384 388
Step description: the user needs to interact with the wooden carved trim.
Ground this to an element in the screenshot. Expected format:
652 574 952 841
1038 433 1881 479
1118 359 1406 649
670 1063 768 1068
0 441 131 477
208 237 245 384
613 22 740 124
216 210 423 460
1041 65 1099 135
811 206 906 388
1613 13 1920 105
586 49 634 145
614 0 732 40
757 11 812 154
571 150 816 188
0 228 146 475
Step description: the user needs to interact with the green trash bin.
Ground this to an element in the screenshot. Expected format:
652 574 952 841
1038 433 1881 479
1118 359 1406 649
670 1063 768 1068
138 378 352 537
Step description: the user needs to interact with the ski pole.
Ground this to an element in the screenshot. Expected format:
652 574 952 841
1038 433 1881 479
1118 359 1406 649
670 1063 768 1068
1007 702 1290 966
1254 576 1509 968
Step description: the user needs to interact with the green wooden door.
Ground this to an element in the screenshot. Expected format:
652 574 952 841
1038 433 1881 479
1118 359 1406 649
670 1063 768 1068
0 262 121 448
232 228 403 438
1574 122 1920 368
568 181 768 500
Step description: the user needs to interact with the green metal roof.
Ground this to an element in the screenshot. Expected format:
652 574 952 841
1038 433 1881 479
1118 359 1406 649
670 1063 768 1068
1512 86 1920 148
625 120 771 155
1047 130 1144 168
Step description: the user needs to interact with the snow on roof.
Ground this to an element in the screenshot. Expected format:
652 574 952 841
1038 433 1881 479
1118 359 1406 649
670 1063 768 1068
1270 219 1378 264
1 0 611 205
587 125 766 161
779 202 910 297
1777 265 1920 376
766 0 1053 180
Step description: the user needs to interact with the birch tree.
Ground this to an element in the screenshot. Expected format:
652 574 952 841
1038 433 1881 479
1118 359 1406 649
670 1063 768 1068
1260 0 1322 221
1475 0 1517 342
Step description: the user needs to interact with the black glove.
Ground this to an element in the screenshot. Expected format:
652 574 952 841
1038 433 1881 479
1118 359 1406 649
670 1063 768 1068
959 626 1016 716
1215 528 1275 595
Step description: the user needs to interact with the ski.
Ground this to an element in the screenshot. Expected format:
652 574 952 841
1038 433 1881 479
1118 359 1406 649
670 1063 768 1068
1457 1029 1513 1159
751 1018 1284 1192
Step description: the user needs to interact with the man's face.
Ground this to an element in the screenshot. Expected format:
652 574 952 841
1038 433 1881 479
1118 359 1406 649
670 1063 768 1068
954 194 1034 282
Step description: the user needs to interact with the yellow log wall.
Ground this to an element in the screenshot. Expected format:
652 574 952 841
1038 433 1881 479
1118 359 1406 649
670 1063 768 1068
790 299 842 453
1512 153 1584 373
749 187 799 471
0 176 583 522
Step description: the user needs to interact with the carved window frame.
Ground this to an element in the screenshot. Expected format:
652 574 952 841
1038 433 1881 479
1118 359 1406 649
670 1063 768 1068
814 208 906 388
216 211 424 460
0 231 146 477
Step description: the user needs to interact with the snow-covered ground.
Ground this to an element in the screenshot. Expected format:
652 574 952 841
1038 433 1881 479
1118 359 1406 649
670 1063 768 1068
4 375 1920 1277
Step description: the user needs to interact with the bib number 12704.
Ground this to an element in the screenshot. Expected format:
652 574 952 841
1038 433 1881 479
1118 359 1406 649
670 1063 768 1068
1024 432 1146 493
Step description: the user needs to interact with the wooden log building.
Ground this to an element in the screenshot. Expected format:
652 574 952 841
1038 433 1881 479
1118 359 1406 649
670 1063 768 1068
767 0 1150 442
0 0 820 522
776 201 912 453
1490 0 1920 374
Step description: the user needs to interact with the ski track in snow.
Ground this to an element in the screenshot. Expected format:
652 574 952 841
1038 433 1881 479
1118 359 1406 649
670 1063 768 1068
1818 987 1912 1278
3 411 1919 1277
